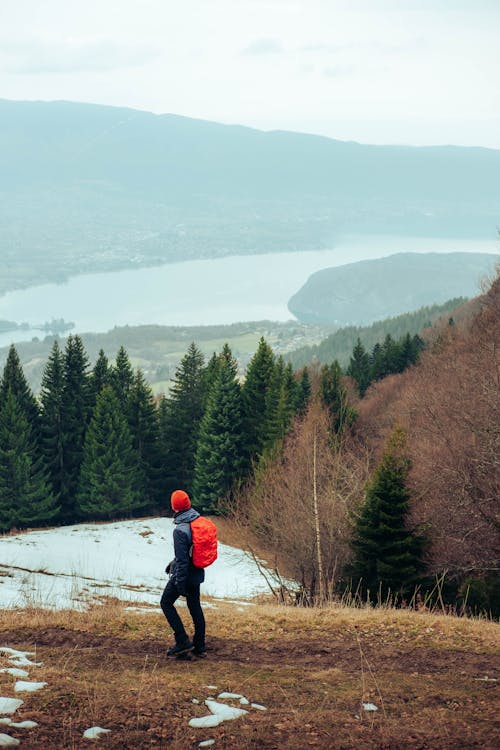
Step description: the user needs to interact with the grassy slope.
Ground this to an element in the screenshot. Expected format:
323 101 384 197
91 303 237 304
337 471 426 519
0 601 498 749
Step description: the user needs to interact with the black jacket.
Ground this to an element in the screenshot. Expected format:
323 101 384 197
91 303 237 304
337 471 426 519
171 507 205 595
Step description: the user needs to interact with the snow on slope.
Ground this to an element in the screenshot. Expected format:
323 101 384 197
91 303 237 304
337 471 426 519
0 518 272 609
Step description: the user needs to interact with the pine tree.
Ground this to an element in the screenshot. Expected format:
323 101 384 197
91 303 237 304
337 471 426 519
0 345 40 434
241 337 275 462
203 352 221 403
60 335 91 521
347 338 371 397
129 370 163 509
111 346 135 413
90 349 111 404
348 428 425 602
193 345 244 512
0 390 59 531
282 362 301 419
77 386 143 520
296 367 312 413
319 360 356 435
39 341 65 505
263 357 299 452
161 343 206 494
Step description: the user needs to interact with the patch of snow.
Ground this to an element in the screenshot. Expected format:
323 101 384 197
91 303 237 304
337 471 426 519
217 692 249 705
251 703 267 711
0 698 23 715
204 699 248 721
192 699 200 704
0 649 33 659
14 681 47 693
362 702 378 712
0 517 279 609
205 685 217 691
83 726 111 739
199 741 215 747
10 721 38 729
189 715 222 729
0 734 20 747
9 657 42 667
0 669 29 678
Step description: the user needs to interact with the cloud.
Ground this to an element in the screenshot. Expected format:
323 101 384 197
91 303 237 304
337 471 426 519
1 36 158 74
322 63 357 78
240 37 285 56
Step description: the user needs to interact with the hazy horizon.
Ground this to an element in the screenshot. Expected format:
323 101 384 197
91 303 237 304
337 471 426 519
1 1 499 149
2 95 500 151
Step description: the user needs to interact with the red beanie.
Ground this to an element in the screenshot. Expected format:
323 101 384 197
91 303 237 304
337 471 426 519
171 489 191 512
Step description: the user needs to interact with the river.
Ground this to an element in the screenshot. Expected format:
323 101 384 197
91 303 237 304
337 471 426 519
0 233 497 348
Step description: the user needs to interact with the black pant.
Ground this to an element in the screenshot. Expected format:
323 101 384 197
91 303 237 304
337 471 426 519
160 578 205 650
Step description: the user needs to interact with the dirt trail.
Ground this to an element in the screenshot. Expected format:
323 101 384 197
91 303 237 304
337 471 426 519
0 624 498 749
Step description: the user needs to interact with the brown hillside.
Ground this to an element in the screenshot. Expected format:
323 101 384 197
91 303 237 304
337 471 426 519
354 273 500 579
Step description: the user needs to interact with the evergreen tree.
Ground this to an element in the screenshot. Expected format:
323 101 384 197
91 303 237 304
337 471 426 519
161 343 206 494
348 428 425 602
39 341 65 504
202 352 220 407
369 342 386 382
381 334 399 375
347 338 371 397
241 337 275 461
111 346 135 414
90 349 111 404
264 358 299 452
283 361 301 418
319 360 356 435
263 356 286 452
77 386 143 520
60 335 91 521
193 345 244 512
296 367 312 413
0 390 59 531
0 345 40 434
129 370 163 509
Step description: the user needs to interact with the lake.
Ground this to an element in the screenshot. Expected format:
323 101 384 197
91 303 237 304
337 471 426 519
0 233 497 348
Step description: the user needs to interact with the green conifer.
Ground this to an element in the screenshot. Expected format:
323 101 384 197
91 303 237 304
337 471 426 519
193 345 244 512
111 346 135 412
129 370 163 509
0 345 40 433
348 427 425 602
241 337 275 461
77 386 143 520
319 360 356 435
296 367 312 413
0 390 59 531
90 349 111 404
60 335 91 521
347 338 371 397
161 343 206 494
39 341 65 504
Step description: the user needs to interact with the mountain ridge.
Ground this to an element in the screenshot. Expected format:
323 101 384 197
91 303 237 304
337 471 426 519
1 98 498 295
288 251 498 325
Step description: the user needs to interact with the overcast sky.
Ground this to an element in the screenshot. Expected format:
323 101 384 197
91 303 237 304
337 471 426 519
0 0 499 147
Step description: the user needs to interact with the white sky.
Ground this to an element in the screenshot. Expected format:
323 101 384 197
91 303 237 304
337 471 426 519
0 0 499 147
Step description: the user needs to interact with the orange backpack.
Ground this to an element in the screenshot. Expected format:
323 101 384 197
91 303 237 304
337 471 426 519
190 516 218 568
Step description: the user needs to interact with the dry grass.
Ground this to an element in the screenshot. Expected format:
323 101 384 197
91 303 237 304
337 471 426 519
0 600 498 749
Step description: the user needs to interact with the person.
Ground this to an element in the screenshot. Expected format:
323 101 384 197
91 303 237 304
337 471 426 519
161 489 206 657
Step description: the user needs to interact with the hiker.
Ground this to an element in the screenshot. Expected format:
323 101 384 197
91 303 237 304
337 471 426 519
161 489 206 658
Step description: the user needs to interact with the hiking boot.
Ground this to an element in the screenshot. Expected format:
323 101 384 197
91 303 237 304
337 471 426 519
167 639 193 657
193 647 207 658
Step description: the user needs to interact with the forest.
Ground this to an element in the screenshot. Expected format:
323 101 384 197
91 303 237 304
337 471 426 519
0 273 498 616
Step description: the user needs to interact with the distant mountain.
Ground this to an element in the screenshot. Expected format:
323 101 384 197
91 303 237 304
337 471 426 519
287 252 498 325
1 99 499 294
